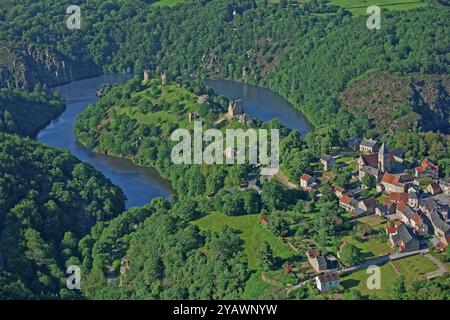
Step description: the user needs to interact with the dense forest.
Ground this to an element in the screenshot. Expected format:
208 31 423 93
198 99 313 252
0 86 65 136
1 0 448 137
0 0 449 300
0 133 125 298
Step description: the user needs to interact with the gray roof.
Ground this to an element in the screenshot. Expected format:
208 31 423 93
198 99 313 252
360 139 378 148
399 205 415 219
421 197 440 212
361 166 379 175
317 272 340 283
320 155 333 162
391 224 420 251
430 210 450 233
316 256 328 271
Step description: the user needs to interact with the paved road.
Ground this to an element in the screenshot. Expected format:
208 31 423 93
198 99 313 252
339 249 430 275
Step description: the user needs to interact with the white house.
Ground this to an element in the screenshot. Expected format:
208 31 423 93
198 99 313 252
315 272 340 293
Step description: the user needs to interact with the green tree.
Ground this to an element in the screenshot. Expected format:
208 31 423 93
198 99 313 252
258 241 274 272
339 244 364 266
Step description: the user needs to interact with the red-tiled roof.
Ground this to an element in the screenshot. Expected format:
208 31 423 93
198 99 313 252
411 213 423 226
384 199 396 209
386 226 397 234
340 195 353 205
416 159 439 173
396 201 410 213
437 242 448 251
260 214 269 223
300 174 312 181
334 186 345 193
305 249 319 259
361 153 379 167
389 192 409 203
382 173 403 187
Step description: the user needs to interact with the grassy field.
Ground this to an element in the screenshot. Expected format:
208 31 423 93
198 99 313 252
336 155 357 171
152 0 186 7
341 235 391 258
193 212 294 269
390 255 438 281
357 215 388 232
342 254 438 299
242 272 272 299
330 0 427 16
341 262 397 299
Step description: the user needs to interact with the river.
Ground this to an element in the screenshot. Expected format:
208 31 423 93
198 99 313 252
204 79 312 136
37 74 174 208
37 75 312 208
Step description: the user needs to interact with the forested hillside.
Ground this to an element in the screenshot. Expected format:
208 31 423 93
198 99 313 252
0 133 125 298
0 0 449 301
0 86 65 136
1 0 448 137
78 199 251 299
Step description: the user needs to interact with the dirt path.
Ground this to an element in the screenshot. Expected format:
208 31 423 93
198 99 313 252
275 170 298 189
423 254 448 279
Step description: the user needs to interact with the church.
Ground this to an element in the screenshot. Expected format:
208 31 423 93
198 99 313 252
357 142 404 182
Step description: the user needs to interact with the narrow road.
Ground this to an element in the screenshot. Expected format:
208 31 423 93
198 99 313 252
339 249 429 275
423 254 448 279
275 170 298 189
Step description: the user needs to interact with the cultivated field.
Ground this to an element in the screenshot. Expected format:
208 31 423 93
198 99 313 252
330 0 427 15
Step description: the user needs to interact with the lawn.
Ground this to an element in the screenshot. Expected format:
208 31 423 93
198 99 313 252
329 0 427 16
193 212 294 269
336 155 357 171
341 235 391 258
356 215 388 232
242 272 272 299
390 255 438 282
342 254 438 299
341 262 397 299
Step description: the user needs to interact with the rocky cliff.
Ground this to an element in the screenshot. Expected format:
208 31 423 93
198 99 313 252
342 71 450 135
0 44 101 90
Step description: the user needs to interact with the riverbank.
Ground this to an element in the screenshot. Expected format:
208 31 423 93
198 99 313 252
38 74 174 208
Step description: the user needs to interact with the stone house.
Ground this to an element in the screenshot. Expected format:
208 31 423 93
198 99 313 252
440 178 450 195
389 223 420 253
358 197 377 215
320 155 336 172
415 159 439 179
396 202 428 234
359 139 378 154
305 250 337 273
427 182 442 196
300 174 314 190
381 173 406 194
315 272 340 293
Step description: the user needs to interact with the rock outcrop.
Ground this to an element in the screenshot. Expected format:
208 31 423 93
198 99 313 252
342 71 450 135
0 44 101 90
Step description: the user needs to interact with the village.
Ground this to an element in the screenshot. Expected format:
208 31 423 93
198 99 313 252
258 137 449 296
